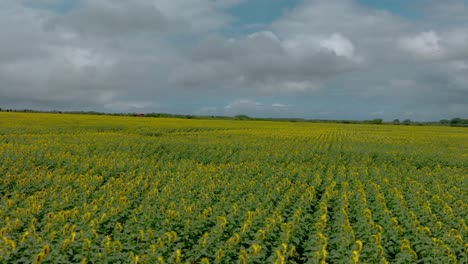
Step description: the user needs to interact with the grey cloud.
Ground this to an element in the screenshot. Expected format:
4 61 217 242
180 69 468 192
224 99 292 116
52 1 173 35
273 0 409 42
0 1 189 110
195 99 297 118
424 0 468 27
398 29 468 62
171 30 362 95
1 0 467 120
47 0 236 36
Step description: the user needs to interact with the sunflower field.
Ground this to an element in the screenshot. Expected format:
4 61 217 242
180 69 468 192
0 112 467 263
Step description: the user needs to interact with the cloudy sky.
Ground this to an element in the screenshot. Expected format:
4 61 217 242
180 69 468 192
1 0 467 120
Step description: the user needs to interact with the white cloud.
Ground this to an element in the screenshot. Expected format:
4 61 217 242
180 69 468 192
398 29 468 62
260 80 321 93
52 47 116 70
172 29 362 96
398 31 445 60
272 103 288 108
223 99 294 117
248 30 281 43
282 34 320 59
320 33 355 59
104 100 152 111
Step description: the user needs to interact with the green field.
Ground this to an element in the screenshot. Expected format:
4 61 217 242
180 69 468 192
0 112 467 263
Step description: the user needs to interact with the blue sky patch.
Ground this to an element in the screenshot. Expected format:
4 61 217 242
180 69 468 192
357 0 422 19
21 0 78 13
225 0 301 35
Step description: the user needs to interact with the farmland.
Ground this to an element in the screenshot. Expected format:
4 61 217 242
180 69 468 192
0 112 467 263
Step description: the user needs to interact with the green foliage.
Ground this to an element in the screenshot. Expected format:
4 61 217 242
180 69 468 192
0 112 466 263
367 119 383 124
234 115 251 120
402 119 412 125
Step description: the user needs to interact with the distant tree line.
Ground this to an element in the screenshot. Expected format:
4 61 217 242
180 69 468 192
438 118 468 126
0 107 466 127
390 118 468 127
